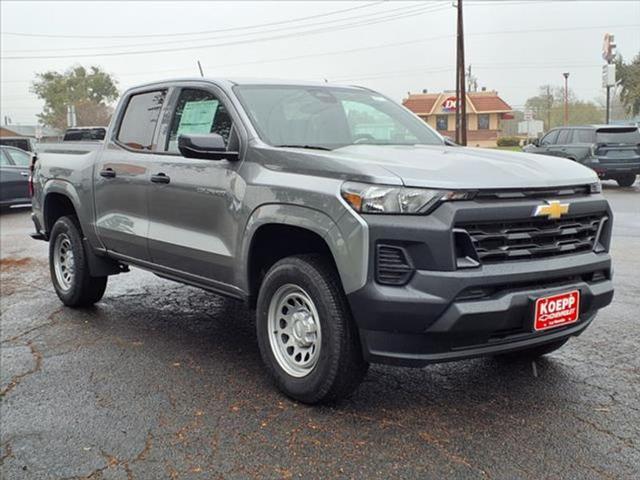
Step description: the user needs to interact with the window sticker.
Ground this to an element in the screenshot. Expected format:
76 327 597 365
177 100 218 136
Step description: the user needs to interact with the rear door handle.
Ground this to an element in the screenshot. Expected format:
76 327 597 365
150 173 170 184
20 171 29 176
100 168 116 178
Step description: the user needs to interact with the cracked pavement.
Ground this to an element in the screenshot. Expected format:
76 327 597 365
1 181 639 479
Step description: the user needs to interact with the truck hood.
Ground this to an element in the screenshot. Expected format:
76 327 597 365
325 144 598 189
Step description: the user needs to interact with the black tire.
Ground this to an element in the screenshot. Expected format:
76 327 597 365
256 254 368 404
49 216 107 307
615 174 637 187
495 338 569 360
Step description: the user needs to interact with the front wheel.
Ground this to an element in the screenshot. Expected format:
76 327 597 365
49 216 108 307
256 254 368 404
615 174 637 187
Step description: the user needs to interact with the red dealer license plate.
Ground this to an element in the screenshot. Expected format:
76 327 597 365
534 290 580 331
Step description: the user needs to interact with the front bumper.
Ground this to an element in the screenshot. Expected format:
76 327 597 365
346 194 614 367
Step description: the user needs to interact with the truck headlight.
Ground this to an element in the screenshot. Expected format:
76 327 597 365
341 182 473 214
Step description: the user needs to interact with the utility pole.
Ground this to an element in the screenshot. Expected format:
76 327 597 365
455 0 467 146
546 85 552 130
562 72 570 126
602 33 617 124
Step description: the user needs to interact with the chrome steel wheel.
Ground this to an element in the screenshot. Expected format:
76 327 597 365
267 284 322 378
53 233 75 292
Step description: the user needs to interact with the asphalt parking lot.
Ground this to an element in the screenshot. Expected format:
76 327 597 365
1 181 639 480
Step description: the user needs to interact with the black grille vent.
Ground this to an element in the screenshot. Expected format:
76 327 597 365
376 245 414 285
458 213 607 263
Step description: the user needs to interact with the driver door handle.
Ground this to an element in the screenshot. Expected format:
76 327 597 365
99 168 116 178
150 173 170 184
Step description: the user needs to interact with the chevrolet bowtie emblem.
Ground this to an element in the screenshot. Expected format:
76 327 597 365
533 200 570 219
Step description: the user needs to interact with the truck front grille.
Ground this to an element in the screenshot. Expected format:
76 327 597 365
457 213 607 263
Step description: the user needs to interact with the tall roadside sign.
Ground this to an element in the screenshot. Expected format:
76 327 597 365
602 33 617 124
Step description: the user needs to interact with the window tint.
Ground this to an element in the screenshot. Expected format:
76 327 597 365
117 90 166 150
596 128 640 144
234 85 442 149
436 115 448 131
166 89 233 153
0 150 12 166
477 114 490 130
6 148 31 166
556 129 572 144
540 130 559 146
572 129 595 143
342 100 419 144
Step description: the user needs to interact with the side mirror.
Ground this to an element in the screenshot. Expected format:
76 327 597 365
178 134 239 161
531 138 540 147
443 136 458 147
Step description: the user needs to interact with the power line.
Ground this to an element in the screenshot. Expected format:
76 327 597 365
0 2 385 39
2 3 444 54
1 4 451 60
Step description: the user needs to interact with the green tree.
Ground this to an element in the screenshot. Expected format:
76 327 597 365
31 66 119 129
525 85 604 129
616 53 640 116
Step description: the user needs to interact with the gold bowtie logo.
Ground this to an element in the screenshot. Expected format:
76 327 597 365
533 200 570 219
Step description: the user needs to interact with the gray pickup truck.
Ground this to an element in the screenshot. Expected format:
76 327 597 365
31 79 614 403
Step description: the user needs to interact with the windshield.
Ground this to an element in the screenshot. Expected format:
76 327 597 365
596 128 640 144
234 85 443 150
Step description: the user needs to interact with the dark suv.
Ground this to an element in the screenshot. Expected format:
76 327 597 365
524 125 640 187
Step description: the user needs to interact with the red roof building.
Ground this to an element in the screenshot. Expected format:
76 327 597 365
402 90 513 147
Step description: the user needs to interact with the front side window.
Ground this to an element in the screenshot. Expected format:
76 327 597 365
166 88 233 153
540 130 559 146
556 129 572 145
478 114 490 130
436 115 449 131
117 90 166 151
234 85 442 150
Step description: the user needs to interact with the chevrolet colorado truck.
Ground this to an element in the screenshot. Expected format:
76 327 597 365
31 79 614 403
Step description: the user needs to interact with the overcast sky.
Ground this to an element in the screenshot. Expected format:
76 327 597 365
1 0 638 125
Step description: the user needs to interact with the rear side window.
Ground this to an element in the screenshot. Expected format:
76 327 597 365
596 128 640 144
64 128 106 141
117 90 166 150
572 129 595 143
556 129 572 144
6 148 31 166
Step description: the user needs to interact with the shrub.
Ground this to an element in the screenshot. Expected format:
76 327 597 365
497 136 521 147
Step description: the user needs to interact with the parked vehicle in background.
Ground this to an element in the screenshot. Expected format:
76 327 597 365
523 125 640 187
1 145 32 208
31 78 614 403
63 127 107 142
0 136 37 152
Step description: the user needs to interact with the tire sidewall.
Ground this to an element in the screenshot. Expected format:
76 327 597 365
256 259 344 402
49 216 87 305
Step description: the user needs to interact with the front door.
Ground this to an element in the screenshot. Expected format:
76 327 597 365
94 89 168 261
146 86 245 287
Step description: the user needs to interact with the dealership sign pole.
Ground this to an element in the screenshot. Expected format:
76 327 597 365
602 33 617 124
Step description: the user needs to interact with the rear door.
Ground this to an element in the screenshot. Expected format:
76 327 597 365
0 148 30 204
145 84 245 287
94 88 168 261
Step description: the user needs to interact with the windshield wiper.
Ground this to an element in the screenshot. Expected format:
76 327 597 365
275 144 333 151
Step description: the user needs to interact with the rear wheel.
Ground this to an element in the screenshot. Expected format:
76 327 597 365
49 216 107 307
256 254 368 404
615 174 637 187
494 338 569 360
